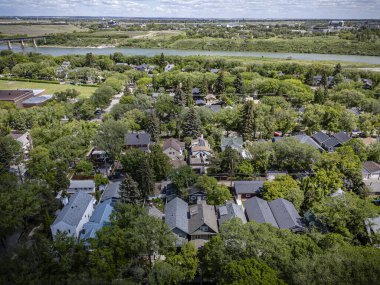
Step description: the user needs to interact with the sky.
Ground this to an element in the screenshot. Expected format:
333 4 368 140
0 0 379 19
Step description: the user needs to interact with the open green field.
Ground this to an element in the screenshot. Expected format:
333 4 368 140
0 80 97 98
0 24 87 37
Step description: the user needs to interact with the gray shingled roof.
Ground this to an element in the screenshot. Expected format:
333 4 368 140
332 131 351 144
294 134 324 150
22 95 53 104
52 192 94 227
269 198 304 230
362 161 380 174
163 138 183 152
312 132 330 144
234 181 264 195
164 197 189 234
125 132 151 146
323 137 341 149
221 136 244 151
245 197 304 231
101 181 121 202
217 202 247 226
245 197 278 227
188 202 219 234
69 180 95 189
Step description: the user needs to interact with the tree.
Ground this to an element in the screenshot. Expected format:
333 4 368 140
333 63 342 76
145 112 160 142
149 145 172 181
214 71 226 95
0 136 21 173
233 73 244 95
85 52 95 67
75 160 93 176
169 166 197 195
214 146 241 177
91 85 116 109
94 119 128 160
173 87 186 107
263 175 304 210
158 52 166 70
54 89 80 102
119 174 143 205
136 156 155 198
220 258 285 285
196 176 232 205
27 146 55 183
183 107 201 138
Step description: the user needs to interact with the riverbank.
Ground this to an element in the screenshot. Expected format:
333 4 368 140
2 45 380 66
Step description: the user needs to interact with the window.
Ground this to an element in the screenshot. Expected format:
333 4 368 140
246 194 251 198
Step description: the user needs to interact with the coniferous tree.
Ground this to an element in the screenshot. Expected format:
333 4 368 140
119 174 143 205
123 85 132 96
304 69 315 86
233 73 243 95
201 76 209 96
333 63 342 76
214 72 226 95
158 53 166 70
183 108 200 138
174 87 186 107
136 156 155 198
146 112 160 142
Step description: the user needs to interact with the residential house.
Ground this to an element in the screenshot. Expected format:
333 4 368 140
189 187 207 204
125 132 152 152
22 95 53 108
204 94 218 104
206 104 222 113
293 134 324 151
234 180 264 201
210 68 219 74
67 179 96 195
362 161 380 180
190 135 213 174
216 202 247 227
245 197 304 232
365 216 380 244
100 180 121 203
188 201 219 241
164 197 189 246
165 64 175 72
221 135 252 159
9 131 31 156
50 192 96 239
192 87 202 100
162 138 185 160
89 149 108 163
312 131 330 146
332 131 351 145
195 99 206 106
80 199 114 241
362 79 373 90
322 137 342 152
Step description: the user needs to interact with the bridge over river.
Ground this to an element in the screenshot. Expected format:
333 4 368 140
0 36 48 50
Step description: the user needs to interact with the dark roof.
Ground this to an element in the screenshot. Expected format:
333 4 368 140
323 137 341 149
293 134 324 150
163 138 183 152
101 181 121 202
245 197 278 227
234 181 264 195
164 197 189 234
125 132 151 146
245 197 304 231
188 202 218 234
332 131 351 144
216 202 247 226
312 132 330 144
192 87 200 94
363 161 380 174
0 89 33 101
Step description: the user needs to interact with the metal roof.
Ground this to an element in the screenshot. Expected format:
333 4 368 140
22 95 53 104
164 197 189 234
69 179 95 189
52 192 94 227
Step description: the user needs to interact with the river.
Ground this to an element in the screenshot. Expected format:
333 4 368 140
1 45 380 64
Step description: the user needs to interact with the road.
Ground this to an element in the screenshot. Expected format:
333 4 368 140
91 92 122 122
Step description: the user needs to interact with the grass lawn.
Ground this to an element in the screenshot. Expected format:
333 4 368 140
0 24 88 37
0 80 97 98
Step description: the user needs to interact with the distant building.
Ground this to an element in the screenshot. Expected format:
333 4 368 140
362 161 380 180
51 192 96 239
190 135 213 174
165 64 175 72
9 131 31 156
0 90 34 108
221 135 252 159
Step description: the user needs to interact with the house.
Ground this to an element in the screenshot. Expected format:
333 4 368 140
22 95 53 108
188 201 219 241
9 131 31 156
189 187 207 204
221 135 251 159
322 137 341 152
210 68 219 74
332 131 351 145
312 132 330 146
234 180 264 200
101 180 121 202
192 87 201 96
293 134 324 151
190 135 213 174
165 64 175 72
362 161 380 180
205 94 217 104
364 180 380 196
216 202 247 226
266 171 288 181
195 99 206 106
365 216 380 244
362 79 373 90
50 192 96 239
245 197 304 232
89 149 108 163
80 199 114 241
61 61 71 68
164 197 189 246
0 90 34 108
162 138 185 160
67 179 96 194
125 132 152 152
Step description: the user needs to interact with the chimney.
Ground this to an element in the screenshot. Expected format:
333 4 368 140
200 134 204 139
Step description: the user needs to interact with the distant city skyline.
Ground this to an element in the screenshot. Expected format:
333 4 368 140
0 0 379 19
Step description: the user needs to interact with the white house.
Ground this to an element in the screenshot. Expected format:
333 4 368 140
67 179 96 194
190 135 213 174
50 192 96 239
9 131 31 156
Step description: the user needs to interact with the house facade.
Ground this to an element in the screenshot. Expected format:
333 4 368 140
162 138 184 160
234 180 264 200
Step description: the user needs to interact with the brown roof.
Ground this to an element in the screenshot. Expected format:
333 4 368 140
363 161 380 173
360 137 377 146
163 138 183 152
170 159 187 169
0 90 33 102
